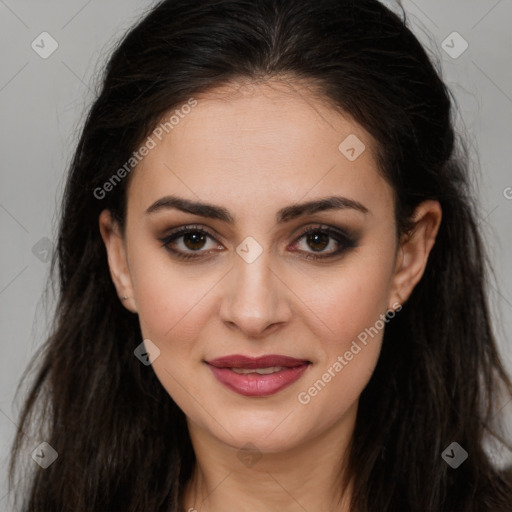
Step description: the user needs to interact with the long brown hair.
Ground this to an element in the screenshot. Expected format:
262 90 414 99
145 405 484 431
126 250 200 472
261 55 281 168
8 0 512 510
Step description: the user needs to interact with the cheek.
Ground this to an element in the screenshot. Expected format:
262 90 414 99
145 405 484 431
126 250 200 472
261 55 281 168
293 244 396 351
128 241 231 407
283 297 383 415
128 230 213 344
131 253 215 418
291 244 396 414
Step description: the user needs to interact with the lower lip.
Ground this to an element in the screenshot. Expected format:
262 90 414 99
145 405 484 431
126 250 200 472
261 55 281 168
206 363 310 397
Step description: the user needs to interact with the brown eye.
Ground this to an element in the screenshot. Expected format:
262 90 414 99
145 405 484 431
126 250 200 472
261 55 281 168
159 225 222 260
305 232 330 252
182 232 208 251
292 225 358 261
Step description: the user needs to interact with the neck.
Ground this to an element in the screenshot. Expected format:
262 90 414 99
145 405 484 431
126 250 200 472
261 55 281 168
182 402 357 512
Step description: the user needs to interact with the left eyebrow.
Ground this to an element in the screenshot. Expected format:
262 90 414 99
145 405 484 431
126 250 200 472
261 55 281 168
145 194 369 223
276 196 369 223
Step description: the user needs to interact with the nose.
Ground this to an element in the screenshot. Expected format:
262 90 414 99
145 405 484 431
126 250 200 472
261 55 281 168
219 248 292 339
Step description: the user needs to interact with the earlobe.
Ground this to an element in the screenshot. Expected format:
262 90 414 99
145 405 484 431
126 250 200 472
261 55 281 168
390 200 442 307
98 209 137 313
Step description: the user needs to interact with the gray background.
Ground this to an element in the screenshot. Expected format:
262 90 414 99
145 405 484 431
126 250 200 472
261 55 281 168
1 0 511 508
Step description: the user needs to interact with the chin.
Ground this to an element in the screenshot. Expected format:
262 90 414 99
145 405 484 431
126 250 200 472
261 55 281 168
208 414 310 453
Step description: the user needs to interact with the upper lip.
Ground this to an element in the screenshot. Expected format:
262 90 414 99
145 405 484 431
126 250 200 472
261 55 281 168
206 354 311 369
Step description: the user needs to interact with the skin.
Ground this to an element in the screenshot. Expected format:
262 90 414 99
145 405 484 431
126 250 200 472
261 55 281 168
99 79 442 511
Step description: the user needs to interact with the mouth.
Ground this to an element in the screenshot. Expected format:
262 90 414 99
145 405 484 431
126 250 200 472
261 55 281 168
205 354 312 397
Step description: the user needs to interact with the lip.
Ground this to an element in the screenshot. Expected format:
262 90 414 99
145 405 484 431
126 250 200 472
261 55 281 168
205 354 311 397
207 354 310 369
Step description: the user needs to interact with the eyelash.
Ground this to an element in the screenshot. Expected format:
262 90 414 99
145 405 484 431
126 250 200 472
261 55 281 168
158 224 357 262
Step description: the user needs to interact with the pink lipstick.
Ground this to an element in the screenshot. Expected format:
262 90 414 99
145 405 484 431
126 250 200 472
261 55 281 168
205 354 311 397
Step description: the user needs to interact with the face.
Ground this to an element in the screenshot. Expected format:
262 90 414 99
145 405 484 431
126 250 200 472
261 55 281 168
100 79 441 454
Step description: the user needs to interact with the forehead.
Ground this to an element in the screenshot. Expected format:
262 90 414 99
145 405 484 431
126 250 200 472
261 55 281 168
126 79 393 219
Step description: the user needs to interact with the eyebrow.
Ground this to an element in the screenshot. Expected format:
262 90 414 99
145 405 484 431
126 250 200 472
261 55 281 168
145 194 369 223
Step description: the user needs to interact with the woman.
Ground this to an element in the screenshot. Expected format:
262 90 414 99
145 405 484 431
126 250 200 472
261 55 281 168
8 0 512 510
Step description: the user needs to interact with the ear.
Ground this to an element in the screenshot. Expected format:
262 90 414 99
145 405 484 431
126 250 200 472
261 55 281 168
98 209 137 313
389 200 442 308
